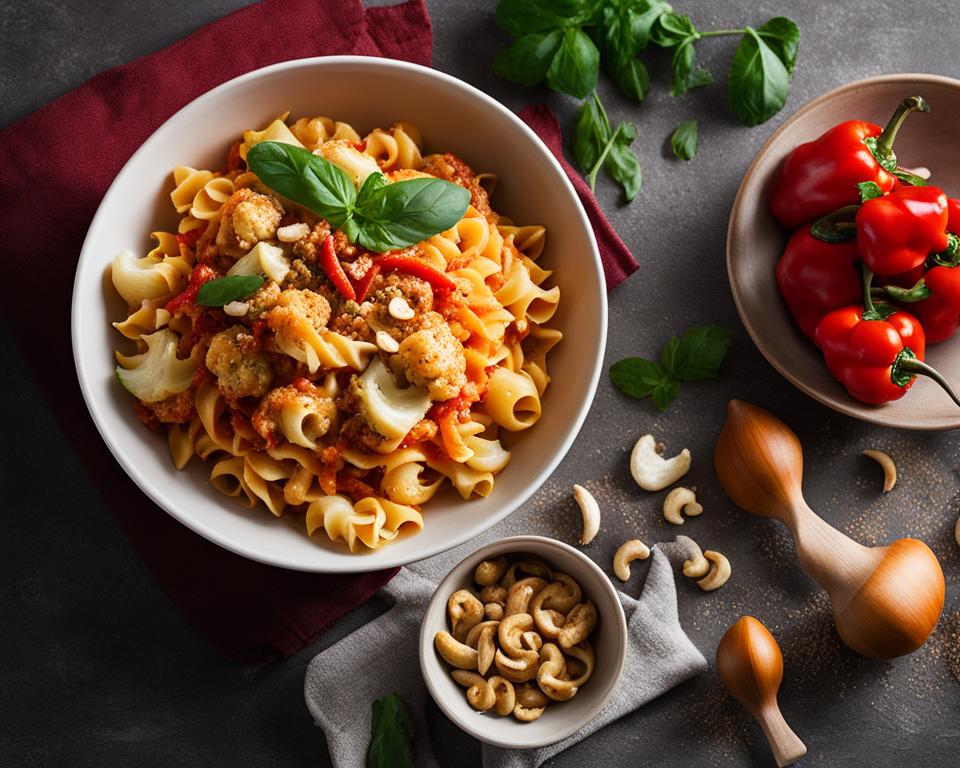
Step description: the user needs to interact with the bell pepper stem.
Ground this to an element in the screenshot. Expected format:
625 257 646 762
898 356 960 409
872 96 930 167
810 204 860 243
881 279 931 303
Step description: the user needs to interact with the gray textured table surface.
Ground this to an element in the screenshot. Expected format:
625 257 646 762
2 1 958 766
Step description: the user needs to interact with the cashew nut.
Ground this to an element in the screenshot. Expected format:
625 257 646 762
504 577 547 616
863 449 897 493
529 574 581 639
663 486 703 525
537 643 578 701
563 640 596 687
464 620 500 648
474 557 509 586
513 701 545 721
447 589 483 642
451 670 496 712
477 625 496 675
494 649 539 682
498 614 538 661
435 631 478 670
677 535 710 579
480 585 507 605
488 676 516 716
612 539 650 581
696 550 731 591
502 558 552 589
515 682 549 709
521 630 543 654
573 484 600 544
630 434 691 491
557 602 597 649
484 602 504 621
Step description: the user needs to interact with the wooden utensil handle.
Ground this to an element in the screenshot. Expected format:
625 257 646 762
756 702 807 767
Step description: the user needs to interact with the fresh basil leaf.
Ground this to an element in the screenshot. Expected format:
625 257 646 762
651 11 697 47
572 93 611 173
629 0 674 50
545 27 600 98
727 27 791 126
196 275 265 307
670 38 713 96
247 142 355 229
670 119 698 160
651 378 682 411
609 56 651 102
610 357 665 399
606 125 642 201
597 1 665 100
492 29 564 87
858 181 883 203
670 325 732 380
756 16 800 74
367 693 413 768
495 0 598 36
353 177 471 252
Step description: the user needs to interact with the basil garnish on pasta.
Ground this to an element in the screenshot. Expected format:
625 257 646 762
246 141 471 252
196 274 265 306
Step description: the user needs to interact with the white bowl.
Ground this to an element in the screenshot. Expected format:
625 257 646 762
419 536 627 749
71 57 606 573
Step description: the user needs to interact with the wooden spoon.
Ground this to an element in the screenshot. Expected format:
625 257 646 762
717 616 806 767
714 400 944 658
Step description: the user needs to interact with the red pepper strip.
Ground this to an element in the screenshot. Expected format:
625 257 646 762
376 255 457 293
856 185 949 276
164 264 218 313
776 227 861 339
352 263 381 303
770 96 928 229
176 227 203 249
319 234 356 301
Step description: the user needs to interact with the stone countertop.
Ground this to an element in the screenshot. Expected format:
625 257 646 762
2 1 958 765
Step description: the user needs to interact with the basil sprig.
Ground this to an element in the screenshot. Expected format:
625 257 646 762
247 142 471 252
572 92 642 201
196 275 264 307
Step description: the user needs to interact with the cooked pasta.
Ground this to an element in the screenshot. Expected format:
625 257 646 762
109 112 562 552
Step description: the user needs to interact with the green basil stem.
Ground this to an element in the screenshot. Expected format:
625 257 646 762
697 28 746 37
873 96 930 165
587 126 622 192
897 354 960 408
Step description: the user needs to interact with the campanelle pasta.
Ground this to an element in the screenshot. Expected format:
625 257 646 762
109 113 562 553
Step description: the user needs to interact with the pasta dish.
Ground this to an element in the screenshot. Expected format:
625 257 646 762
110 113 561 552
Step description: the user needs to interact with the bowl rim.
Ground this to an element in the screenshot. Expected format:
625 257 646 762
727 72 960 431
418 535 628 749
70 55 608 572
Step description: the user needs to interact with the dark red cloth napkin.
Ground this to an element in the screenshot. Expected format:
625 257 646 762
0 0 635 661
519 105 638 290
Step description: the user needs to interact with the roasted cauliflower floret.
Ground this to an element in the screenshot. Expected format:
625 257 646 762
263 288 332 337
244 280 281 322
420 152 493 220
395 311 466 401
205 325 273 400
215 187 283 256
251 384 337 447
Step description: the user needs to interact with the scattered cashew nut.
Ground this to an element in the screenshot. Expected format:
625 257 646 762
863 449 897 493
573 484 600 545
677 535 710 579
630 434 691 491
696 551 731 592
612 539 650 581
663 486 703 525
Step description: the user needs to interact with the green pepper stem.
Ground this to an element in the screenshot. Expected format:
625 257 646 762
881 279 931 303
874 96 930 163
861 265 879 316
898 356 960 409
810 204 860 243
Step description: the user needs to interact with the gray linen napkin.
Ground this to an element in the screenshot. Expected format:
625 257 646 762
304 537 707 767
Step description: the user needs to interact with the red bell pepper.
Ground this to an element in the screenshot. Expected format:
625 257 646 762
814 267 960 406
319 234 357 301
375 255 458 294
776 227 861 339
883 266 960 343
165 264 218 314
856 185 949 276
352 263 380 303
770 96 929 228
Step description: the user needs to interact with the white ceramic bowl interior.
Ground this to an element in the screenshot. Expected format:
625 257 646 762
419 536 627 749
71 57 606 572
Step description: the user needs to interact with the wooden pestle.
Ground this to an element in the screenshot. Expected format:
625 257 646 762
717 616 806 767
714 400 944 658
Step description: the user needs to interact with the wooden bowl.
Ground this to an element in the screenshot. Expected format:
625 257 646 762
727 74 960 430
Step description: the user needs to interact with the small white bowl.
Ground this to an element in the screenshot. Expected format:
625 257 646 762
71 56 607 572
419 536 627 749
